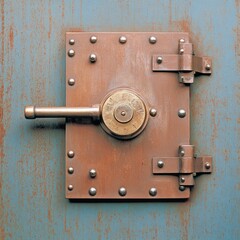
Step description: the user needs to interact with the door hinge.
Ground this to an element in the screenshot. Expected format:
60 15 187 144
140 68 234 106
152 145 212 187
152 40 212 84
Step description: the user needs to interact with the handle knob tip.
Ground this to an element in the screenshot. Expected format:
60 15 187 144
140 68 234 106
25 106 35 119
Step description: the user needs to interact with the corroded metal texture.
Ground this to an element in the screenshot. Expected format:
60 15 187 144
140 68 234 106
1 0 240 239
65 32 190 199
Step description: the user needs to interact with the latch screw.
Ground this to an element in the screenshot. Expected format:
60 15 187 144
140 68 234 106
69 39 75 45
68 167 74 174
179 38 185 43
68 49 75 57
205 64 211 71
157 160 164 168
156 56 163 64
149 36 157 44
89 54 97 63
180 177 185 183
119 187 127 196
149 188 157 196
119 36 127 44
179 186 185 191
179 48 184 54
90 36 97 43
89 169 97 178
68 185 73 191
89 187 97 196
205 162 211 169
67 150 75 158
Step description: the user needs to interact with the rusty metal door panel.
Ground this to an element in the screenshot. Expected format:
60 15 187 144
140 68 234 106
0 0 239 239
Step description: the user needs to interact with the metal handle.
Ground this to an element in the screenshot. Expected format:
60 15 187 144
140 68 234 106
24 105 100 119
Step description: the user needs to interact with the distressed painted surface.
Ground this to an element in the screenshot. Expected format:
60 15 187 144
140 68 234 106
0 0 239 239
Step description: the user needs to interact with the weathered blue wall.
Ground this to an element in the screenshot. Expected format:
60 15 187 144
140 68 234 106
0 0 239 239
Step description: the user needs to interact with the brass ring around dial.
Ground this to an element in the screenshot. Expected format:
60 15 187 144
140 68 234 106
101 89 148 140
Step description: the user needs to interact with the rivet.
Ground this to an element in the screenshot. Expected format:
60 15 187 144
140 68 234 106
156 56 163 64
205 162 211 169
119 36 127 44
179 48 184 54
179 38 185 43
119 187 127 196
179 186 185 191
69 39 75 45
179 149 185 157
67 150 75 158
157 160 164 168
89 53 97 63
68 167 74 174
68 185 73 191
178 109 186 118
149 36 157 44
193 172 197 177
89 187 97 196
68 49 75 57
149 187 157 196
150 108 157 117
90 36 97 43
89 169 97 178
180 177 185 183
68 78 75 86
205 64 211 71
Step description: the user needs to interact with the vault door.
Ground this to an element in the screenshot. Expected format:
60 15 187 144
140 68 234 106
25 32 212 199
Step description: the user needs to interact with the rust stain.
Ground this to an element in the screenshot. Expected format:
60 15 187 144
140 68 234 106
48 5 52 39
1 0 4 66
178 203 191 240
234 0 240 70
62 0 65 18
9 25 13 49
0 1 5 238
0 83 5 240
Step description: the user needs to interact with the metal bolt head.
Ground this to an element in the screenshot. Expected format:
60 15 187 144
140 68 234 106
205 162 211 169
193 172 197 177
179 186 185 191
149 187 157 196
68 167 74 174
179 149 185 157
119 187 127 196
179 38 185 43
68 78 75 86
68 49 75 57
119 36 127 44
67 150 75 158
156 56 163 64
89 187 97 196
89 169 97 178
178 109 186 118
157 160 164 168
150 108 157 117
68 185 73 191
90 36 97 43
205 64 211 71
69 39 75 45
180 177 185 183
149 36 157 44
89 54 97 63
179 48 184 54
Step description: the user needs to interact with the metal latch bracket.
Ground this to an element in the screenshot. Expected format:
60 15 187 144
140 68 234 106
152 145 212 187
152 41 212 84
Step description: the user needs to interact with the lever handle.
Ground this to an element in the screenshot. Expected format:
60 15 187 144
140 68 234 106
24 105 100 119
